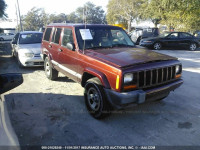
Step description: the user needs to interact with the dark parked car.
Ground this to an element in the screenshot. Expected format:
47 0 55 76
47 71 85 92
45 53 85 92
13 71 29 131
140 32 200 51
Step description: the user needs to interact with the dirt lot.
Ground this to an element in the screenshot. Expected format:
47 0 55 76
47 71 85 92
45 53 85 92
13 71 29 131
1 43 200 149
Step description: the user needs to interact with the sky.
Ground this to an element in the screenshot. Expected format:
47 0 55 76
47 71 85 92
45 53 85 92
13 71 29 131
5 0 109 19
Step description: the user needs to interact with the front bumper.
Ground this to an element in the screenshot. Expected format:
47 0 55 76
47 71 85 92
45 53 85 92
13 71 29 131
19 56 44 67
105 79 183 109
139 41 153 47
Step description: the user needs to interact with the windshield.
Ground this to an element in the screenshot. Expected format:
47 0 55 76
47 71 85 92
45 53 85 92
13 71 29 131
75 27 135 50
19 33 43 44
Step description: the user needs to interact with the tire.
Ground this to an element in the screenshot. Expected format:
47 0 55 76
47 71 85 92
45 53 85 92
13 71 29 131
189 43 197 51
44 57 58 80
84 77 111 119
0 37 4 41
153 42 162 50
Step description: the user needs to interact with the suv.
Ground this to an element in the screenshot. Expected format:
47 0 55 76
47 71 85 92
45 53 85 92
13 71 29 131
41 24 183 119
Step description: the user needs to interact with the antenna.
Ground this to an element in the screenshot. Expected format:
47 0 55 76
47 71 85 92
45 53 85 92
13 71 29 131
83 5 87 54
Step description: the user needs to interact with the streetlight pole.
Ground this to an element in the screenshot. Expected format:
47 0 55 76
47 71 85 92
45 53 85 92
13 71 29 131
16 0 23 31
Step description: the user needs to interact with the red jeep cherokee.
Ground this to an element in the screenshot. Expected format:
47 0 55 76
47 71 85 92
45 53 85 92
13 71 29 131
41 24 183 118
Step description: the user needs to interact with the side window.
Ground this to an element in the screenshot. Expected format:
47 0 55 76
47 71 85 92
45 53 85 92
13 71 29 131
168 33 178 39
180 33 192 38
62 28 74 47
53 28 62 44
44 28 52 41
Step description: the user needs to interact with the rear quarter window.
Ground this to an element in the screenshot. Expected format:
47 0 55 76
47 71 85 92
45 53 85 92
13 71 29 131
43 28 52 41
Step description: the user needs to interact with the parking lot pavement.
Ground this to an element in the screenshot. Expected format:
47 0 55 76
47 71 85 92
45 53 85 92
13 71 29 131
1 43 200 148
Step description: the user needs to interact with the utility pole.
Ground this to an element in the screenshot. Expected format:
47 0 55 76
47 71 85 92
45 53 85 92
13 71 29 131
15 4 19 32
16 0 23 31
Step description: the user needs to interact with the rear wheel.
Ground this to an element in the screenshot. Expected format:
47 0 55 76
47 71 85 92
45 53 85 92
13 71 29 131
153 42 162 50
84 77 111 119
189 43 197 51
44 57 58 80
0 37 4 41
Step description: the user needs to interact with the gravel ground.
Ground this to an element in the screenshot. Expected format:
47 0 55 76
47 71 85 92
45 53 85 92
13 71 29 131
1 43 200 149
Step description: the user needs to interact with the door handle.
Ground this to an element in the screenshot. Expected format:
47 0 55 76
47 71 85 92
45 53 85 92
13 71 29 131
58 49 63 52
48 45 52 48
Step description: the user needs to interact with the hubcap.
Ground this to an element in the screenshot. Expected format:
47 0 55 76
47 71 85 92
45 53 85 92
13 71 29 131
87 87 100 111
154 43 161 50
45 61 50 76
190 44 196 51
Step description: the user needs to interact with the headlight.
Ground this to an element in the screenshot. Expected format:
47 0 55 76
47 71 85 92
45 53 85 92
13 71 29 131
176 65 181 74
124 73 133 84
25 53 34 58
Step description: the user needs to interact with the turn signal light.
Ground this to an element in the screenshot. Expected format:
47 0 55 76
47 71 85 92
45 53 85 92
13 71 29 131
116 75 120 90
176 74 181 79
124 85 137 90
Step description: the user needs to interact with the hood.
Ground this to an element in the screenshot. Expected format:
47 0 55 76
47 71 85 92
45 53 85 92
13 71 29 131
84 47 177 68
18 43 41 54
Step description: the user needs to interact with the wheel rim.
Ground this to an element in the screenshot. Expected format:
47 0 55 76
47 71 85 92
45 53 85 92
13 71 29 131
154 43 161 50
45 61 51 76
87 87 100 111
190 43 196 51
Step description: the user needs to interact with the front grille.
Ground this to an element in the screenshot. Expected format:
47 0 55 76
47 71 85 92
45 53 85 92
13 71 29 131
33 62 43 65
34 54 41 57
137 65 176 88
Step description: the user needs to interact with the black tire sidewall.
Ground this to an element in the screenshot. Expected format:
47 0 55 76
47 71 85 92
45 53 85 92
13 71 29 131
44 57 58 80
84 81 109 119
44 57 51 79
153 42 162 50
189 43 197 51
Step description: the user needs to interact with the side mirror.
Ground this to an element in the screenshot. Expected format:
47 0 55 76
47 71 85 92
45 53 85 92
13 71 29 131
0 73 23 94
66 43 75 51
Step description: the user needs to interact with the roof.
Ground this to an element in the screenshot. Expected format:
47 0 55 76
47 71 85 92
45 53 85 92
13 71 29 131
19 31 43 34
47 23 122 29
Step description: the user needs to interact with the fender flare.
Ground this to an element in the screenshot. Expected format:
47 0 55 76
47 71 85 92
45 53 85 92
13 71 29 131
82 68 110 89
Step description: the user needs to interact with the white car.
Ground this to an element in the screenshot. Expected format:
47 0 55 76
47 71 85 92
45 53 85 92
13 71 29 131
11 31 44 67
0 33 15 41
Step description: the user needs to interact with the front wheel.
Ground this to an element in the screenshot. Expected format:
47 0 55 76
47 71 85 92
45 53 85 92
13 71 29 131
0 38 4 41
44 57 58 80
84 78 111 119
153 42 162 50
189 43 197 51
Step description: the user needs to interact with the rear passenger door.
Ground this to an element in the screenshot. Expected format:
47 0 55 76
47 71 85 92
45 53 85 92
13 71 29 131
179 32 193 47
50 28 62 70
57 27 79 81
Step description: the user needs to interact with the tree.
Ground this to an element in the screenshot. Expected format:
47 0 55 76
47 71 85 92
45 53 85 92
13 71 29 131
143 0 200 32
0 0 7 18
48 13 67 23
22 7 48 31
69 2 106 24
107 0 145 33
